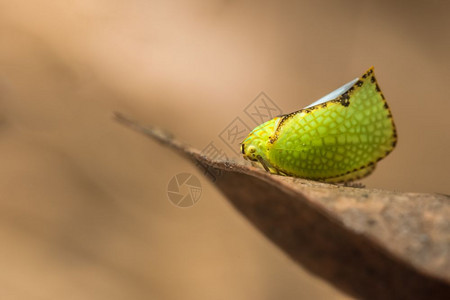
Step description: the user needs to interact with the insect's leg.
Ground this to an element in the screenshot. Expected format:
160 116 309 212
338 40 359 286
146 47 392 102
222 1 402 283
256 156 286 175
257 156 271 172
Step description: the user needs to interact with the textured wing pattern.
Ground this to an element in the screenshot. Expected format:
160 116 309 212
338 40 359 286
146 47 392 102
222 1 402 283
267 68 397 182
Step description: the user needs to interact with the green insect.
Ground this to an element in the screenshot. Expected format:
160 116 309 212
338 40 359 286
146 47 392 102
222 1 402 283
241 67 397 183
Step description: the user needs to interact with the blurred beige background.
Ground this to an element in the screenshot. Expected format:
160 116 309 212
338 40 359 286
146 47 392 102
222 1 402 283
0 0 449 299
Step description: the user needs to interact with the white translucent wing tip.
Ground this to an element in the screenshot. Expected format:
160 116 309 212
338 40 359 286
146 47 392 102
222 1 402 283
304 77 359 109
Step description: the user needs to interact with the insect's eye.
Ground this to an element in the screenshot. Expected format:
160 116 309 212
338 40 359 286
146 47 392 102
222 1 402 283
248 146 256 153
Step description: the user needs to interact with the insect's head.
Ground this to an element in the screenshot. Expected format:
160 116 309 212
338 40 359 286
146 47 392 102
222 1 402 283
241 143 259 161
241 117 280 162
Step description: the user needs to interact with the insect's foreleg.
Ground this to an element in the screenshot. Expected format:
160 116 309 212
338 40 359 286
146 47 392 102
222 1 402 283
257 156 271 172
256 155 284 175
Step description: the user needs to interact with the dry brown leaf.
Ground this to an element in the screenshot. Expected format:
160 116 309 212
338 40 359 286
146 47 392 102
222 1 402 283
115 112 450 299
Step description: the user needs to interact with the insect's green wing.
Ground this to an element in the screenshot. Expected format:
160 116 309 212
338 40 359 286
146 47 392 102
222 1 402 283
266 67 397 182
324 163 376 183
